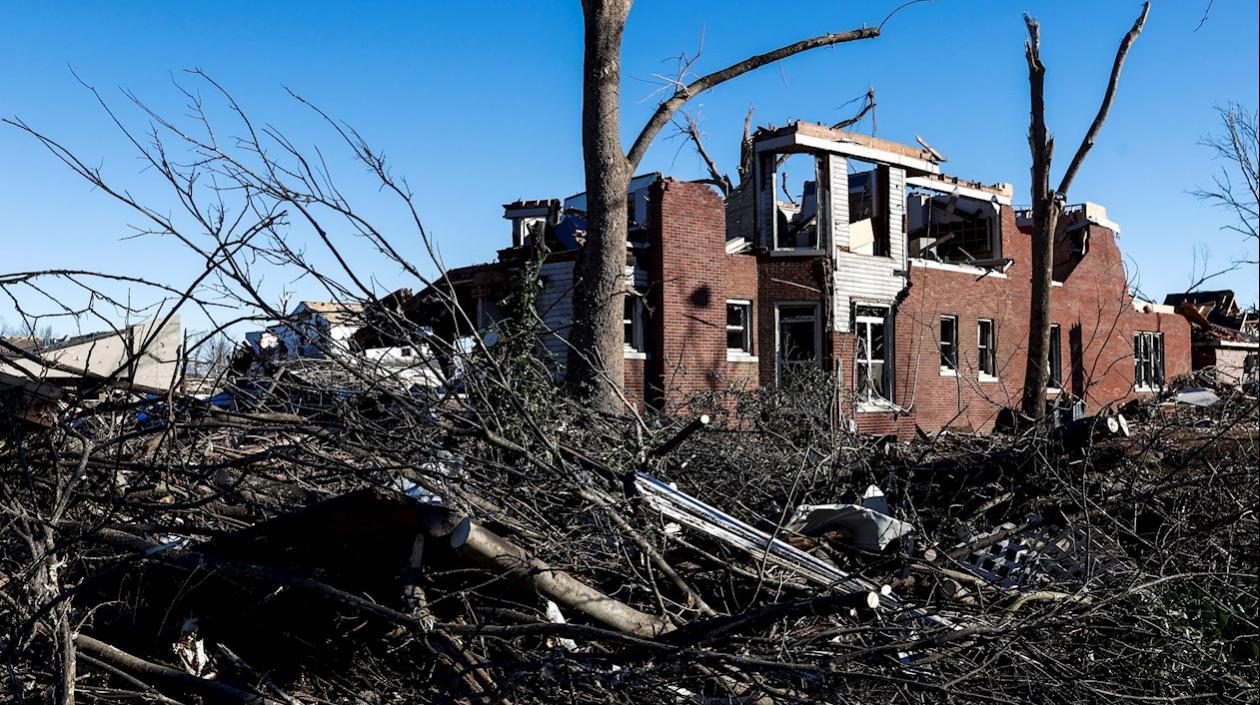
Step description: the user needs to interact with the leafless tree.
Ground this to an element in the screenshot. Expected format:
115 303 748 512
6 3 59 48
1194 102 1259 266
568 1 910 413
1019 2 1149 419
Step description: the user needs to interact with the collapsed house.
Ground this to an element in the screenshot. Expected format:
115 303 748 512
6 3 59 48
0 316 182 424
1165 289 1259 387
406 122 1192 436
237 299 445 402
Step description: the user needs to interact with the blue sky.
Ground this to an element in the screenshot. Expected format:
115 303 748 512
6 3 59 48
2 1 1257 336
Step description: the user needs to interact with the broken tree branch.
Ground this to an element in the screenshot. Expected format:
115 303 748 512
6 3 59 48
681 116 733 195
625 26 880 171
1056 2 1150 197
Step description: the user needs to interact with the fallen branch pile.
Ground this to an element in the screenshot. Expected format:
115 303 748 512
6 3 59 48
2 342 1256 704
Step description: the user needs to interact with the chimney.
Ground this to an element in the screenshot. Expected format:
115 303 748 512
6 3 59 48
502 199 559 248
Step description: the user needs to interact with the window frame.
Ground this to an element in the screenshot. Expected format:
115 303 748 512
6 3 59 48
766 153 824 253
623 293 646 358
725 300 756 361
774 302 822 383
1047 324 1063 391
939 314 958 375
855 304 893 406
1133 331 1165 391
977 318 997 381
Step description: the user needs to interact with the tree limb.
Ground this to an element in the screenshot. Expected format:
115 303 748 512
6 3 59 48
1056 2 1150 197
625 26 880 171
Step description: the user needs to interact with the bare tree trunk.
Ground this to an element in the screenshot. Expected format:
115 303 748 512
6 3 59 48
567 3 883 412
1020 16 1057 418
1020 3 1149 418
568 0 633 412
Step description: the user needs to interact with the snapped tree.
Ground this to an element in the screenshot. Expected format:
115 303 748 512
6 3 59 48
1019 2 1149 419
568 0 894 412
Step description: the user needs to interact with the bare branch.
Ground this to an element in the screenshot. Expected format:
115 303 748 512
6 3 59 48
626 25 879 171
1056 2 1150 197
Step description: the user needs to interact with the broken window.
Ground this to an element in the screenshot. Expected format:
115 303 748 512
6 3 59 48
477 300 507 331
907 191 998 263
978 318 997 378
1133 331 1164 390
1048 324 1062 390
726 301 753 355
624 294 645 354
769 154 821 250
939 315 958 372
855 305 891 403
776 303 820 380
848 165 890 257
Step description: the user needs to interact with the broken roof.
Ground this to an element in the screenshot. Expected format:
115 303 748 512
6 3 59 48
294 301 366 325
753 121 943 176
1164 289 1239 312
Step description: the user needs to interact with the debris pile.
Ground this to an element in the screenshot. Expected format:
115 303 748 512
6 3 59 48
1 322 1255 705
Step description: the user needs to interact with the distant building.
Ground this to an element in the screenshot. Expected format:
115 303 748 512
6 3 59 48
1166 290 1259 386
1 316 183 424
241 301 442 391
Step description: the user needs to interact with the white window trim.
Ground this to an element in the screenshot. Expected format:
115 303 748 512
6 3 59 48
725 299 755 360
977 318 998 381
909 258 1009 279
939 314 959 375
1133 331 1165 392
855 304 892 404
767 153 823 252
774 302 823 383
623 293 646 357
1046 324 1063 392
858 398 900 413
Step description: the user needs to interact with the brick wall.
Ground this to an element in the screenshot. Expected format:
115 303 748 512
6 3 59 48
754 255 832 384
631 185 1192 435
723 252 761 389
648 179 730 407
892 208 1191 434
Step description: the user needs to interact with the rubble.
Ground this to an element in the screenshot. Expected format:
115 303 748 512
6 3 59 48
1 319 1254 705
784 485 914 551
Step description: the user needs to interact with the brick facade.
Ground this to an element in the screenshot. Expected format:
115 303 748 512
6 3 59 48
631 181 1190 436
437 133 1192 437
892 209 1190 435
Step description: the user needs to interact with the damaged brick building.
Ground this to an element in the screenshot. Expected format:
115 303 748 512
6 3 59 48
423 122 1191 437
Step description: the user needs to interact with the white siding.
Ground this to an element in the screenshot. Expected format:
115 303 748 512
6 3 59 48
533 261 643 374
832 166 908 332
755 152 775 248
537 261 576 370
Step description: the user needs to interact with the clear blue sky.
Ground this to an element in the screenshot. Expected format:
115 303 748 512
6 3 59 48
2 1 1257 336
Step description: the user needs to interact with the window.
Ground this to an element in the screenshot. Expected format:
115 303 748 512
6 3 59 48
1047 324 1062 390
906 192 998 263
856 305 891 402
726 301 753 356
623 294 645 354
848 166 889 257
776 304 820 380
1133 331 1164 390
977 319 997 378
769 154 821 251
939 315 958 372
